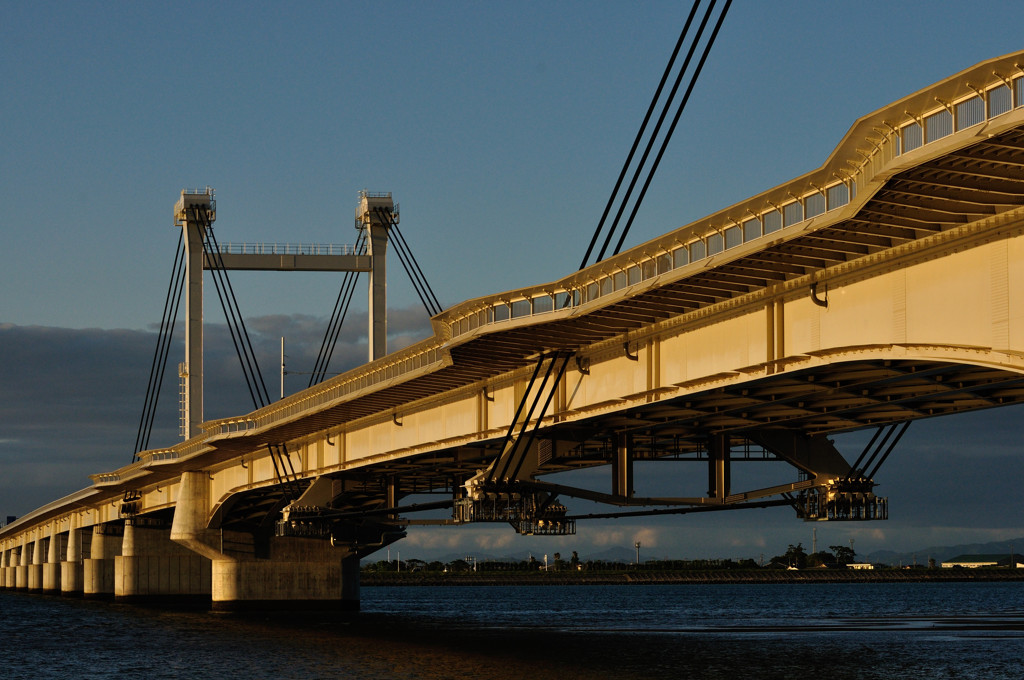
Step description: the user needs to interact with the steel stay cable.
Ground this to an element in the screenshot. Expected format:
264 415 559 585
484 354 548 485
594 0 717 264
201 226 262 410
133 230 185 458
496 353 565 483
202 218 271 408
610 0 732 258
374 208 442 316
857 422 899 480
845 425 886 481
308 270 355 386
494 356 560 483
141 255 186 452
386 228 433 317
376 211 433 315
132 240 175 454
267 443 301 500
391 231 438 316
508 352 572 483
866 420 910 480
388 216 441 314
312 232 365 386
316 267 362 385
201 225 268 409
310 269 353 384
309 232 366 386
597 0 722 263
578 0 701 270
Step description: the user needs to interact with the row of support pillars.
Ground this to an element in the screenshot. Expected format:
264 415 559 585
1 476 364 609
1 520 361 610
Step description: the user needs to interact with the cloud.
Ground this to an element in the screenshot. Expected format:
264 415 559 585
589 529 625 547
0 308 433 517
401 530 466 552
474 533 515 551
632 527 660 548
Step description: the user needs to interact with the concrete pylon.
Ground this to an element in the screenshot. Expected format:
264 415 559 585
42 523 62 592
61 514 85 595
115 521 210 603
356 191 395 362
171 470 363 610
173 188 216 440
83 524 123 598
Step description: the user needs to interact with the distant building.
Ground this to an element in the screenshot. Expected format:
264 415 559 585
941 554 1023 569
847 563 874 570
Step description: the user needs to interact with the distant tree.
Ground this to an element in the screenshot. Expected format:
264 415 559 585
829 544 856 566
770 543 808 569
570 551 580 570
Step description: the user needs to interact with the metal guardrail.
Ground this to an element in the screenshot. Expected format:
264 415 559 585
446 69 1024 340
213 242 362 256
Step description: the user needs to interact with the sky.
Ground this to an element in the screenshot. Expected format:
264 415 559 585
2 0 1023 563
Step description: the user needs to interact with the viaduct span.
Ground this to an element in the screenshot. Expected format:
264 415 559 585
5 52 1024 608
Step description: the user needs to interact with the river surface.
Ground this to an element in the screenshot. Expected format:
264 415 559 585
2 582 1022 679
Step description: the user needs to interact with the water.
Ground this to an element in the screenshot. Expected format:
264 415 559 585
2 582 1022 679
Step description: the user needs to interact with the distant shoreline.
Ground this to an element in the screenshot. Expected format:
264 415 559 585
363 569 1024 586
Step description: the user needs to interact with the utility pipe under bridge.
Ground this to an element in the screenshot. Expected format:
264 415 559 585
5 51 1024 609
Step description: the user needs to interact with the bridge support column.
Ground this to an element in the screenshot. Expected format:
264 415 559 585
708 434 731 500
6 545 20 588
15 536 29 589
1 545 14 589
42 524 64 593
27 531 45 591
61 517 87 595
210 537 360 611
84 523 122 598
115 522 211 603
612 433 633 499
171 471 378 610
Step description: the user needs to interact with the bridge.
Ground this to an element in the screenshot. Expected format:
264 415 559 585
4 51 1024 609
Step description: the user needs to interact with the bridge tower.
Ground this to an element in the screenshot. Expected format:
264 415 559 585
356 191 396 362
171 188 395 441
173 188 216 440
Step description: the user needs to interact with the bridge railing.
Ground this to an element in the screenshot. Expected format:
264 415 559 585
203 342 448 436
212 242 363 256
445 68 1024 342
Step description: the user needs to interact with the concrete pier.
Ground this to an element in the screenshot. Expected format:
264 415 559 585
115 522 210 602
42 524 64 593
171 471 363 610
83 523 122 597
61 519 87 595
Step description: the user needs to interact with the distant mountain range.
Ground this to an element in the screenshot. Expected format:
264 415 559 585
865 537 1024 566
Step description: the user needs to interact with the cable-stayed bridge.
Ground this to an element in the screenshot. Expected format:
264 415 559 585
4 51 1024 609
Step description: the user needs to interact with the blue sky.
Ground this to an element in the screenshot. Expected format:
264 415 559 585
2 1 1023 561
